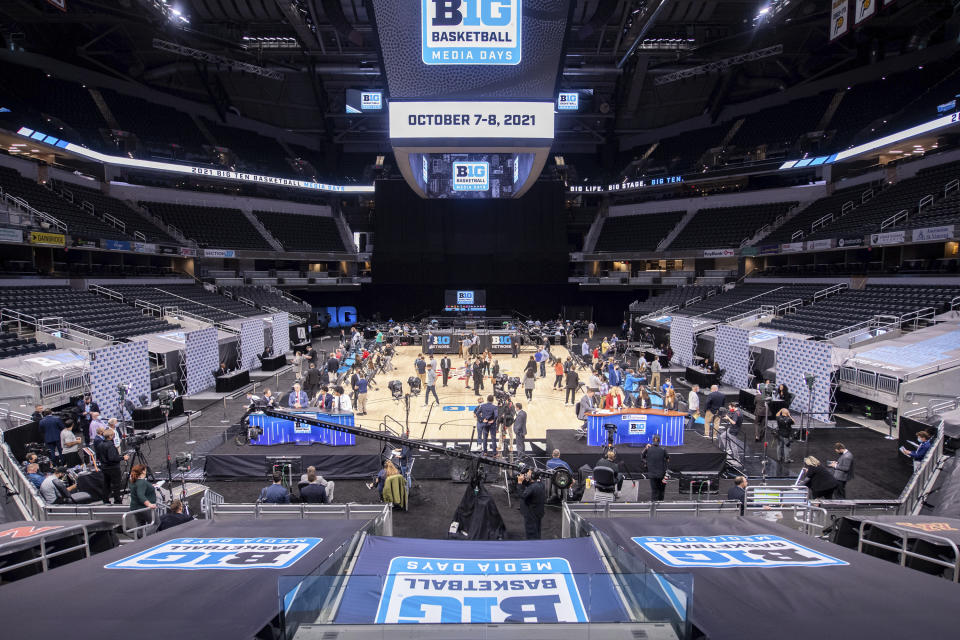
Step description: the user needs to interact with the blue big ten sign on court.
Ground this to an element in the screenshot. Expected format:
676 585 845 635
105 537 323 570
633 535 848 569
452 162 489 191
423 0 521 65
376 556 589 623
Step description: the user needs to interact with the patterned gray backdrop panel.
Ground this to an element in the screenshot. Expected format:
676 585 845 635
670 316 695 367
716 325 750 389
185 327 219 396
272 312 289 355
239 319 264 371
776 337 833 416
89 341 150 421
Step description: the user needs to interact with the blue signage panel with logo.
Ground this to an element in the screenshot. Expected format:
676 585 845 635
422 0 522 65
452 161 489 191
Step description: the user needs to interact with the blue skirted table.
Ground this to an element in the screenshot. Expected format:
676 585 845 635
248 409 356 446
587 409 688 447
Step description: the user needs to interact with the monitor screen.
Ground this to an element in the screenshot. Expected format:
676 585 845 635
444 289 486 312
346 89 384 113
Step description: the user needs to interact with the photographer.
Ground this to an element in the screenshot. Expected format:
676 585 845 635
96 427 128 505
774 408 795 463
718 403 743 455
517 465 545 540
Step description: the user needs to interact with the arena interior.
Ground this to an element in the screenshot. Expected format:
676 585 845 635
1 1 960 638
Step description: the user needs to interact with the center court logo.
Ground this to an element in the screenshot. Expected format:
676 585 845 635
452 162 489 191
423 0 521 65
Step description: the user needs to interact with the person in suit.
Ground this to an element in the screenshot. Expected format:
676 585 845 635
472 359 485 395
642 435 670 501
440 355 452 387
304 363 321 398
474 395 498 454
39 410 66 465
517 465 545 540
512 402 527 457
288 383 308 409
75 394 99 445
576 389 596 431
828 442 855 498
703 384 725 440
727 476 747 506
214 362 229 377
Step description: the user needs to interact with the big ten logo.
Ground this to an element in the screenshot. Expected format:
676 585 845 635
432 335 452 345
361 92 382 110
628 418 647 435
105 537 323 571
457 290 474 304
441 405 478 411
557 92 579 110
492 335 511 346
632 535 848 569
423 0 521 65
376 557 588 624
452 162 489 191
325 306 357 328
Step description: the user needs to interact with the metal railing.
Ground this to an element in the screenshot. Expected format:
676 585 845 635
918 194 934 212
857 519 959 581
100 210 127 232
725 304 775 323
880 208 910 231
776 298 803 314
897 426 946 515
38 316 115 344
811 212 833 232
945 178 959 197
207 502 393 535
0 189 68 234
813 282 848 302
824 313 900 343
88 283 124 302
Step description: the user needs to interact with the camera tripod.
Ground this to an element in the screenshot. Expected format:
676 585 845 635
122 444 155 487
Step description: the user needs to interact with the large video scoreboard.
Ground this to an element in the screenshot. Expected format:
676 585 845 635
370 0 572 199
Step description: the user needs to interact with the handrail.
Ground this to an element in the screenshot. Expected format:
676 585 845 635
897 426 945 515
38 316 114 344
813 282 847 302
857 519 960 581
861 188 874 203
842 200 855 214
0 190 68 234
881 208 910 231
791 229 804 241
810 212 833 232
134 299 163 316
776 298 803 314
945 178 959 197
88 283 124 302
100 210 127 232
154 286 246 320
133 230 146 242
725 305 775 323
692 285 784 319
918 194 934 211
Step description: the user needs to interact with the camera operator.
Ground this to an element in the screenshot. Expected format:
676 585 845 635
96 427 128 505
517 465 545 540
718 403 743 455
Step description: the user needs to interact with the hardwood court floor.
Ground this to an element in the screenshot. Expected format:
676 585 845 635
350 345 578 441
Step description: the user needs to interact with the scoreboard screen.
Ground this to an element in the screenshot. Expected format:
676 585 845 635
444 289 487 312
345 89 384 113
411 152 534 198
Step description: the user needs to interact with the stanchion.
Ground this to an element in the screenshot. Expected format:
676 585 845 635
221 395 229 423
185 411 196 445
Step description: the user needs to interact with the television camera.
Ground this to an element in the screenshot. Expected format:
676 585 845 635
388 379 404 399
407 376 422 395
125 432 157 449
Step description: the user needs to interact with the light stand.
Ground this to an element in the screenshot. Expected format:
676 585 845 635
162 405 174 483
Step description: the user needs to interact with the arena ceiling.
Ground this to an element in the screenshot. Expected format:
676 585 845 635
0 0 956 150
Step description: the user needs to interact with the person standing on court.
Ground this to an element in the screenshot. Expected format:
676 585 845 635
564 367 579 406
588 321 596 339
356 375 375 415
649 357 661 389
424 364 440 406
517 465 545 539
472 358 485 395
553 358 565 390
440 355 452 387
513 402 527 457
474 395 498 454
414 354 427 386
642 434 669 501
